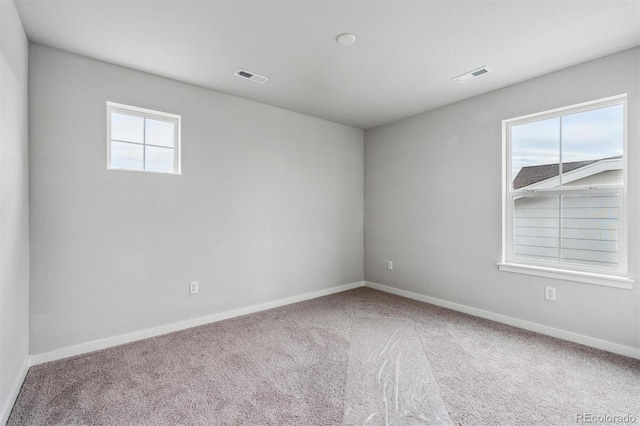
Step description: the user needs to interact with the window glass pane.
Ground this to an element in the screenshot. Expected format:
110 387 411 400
145 146 174 173
111 112 144 143
513 195 559 263
511 118 560 190
561 193 619 269
145 118 175 147
111 141 143 170
561 104 623 186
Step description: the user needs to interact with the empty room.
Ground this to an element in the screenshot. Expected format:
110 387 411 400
1 0 639 424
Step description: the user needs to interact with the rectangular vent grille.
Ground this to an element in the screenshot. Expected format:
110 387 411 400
234 69 270 84
453 66 492 83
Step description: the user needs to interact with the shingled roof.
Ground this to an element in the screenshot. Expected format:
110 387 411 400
513 156 622 190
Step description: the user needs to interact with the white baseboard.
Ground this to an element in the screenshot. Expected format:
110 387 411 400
365 281 640 360
1 357 30 426
30 281 365 366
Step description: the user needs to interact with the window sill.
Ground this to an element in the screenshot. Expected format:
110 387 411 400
497 262 634 289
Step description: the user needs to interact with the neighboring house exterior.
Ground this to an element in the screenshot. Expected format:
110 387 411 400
513 156 622 269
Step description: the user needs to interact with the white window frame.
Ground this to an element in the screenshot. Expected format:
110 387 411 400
107 102 181 174
498 94 633 289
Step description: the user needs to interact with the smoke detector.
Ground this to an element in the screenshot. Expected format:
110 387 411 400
453 66 492 83
234 69 269 84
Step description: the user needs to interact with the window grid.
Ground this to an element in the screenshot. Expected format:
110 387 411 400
107 102 181 175
503 95 627 278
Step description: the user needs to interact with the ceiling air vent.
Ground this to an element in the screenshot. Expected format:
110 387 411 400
453 66 492 83
234 68 270 84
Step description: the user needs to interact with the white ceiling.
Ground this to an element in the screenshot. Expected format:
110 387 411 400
14 0 640 129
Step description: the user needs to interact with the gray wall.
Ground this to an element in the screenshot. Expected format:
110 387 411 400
365 48 639 349
29 44 364 355
0 0 30 419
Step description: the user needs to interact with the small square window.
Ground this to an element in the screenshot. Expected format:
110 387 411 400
107 102 181 174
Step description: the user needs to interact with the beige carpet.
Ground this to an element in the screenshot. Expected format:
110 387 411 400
8 288 640 425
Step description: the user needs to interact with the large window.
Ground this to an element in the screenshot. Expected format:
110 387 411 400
107 102 181 174
500 95 632 288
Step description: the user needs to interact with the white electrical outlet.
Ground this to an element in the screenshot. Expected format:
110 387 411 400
545 286 556 301
189 281 199 295
387 260 393 270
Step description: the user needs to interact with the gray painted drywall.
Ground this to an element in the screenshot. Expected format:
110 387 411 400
29 44 364 355
0 0 30 419
365 48 640 349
